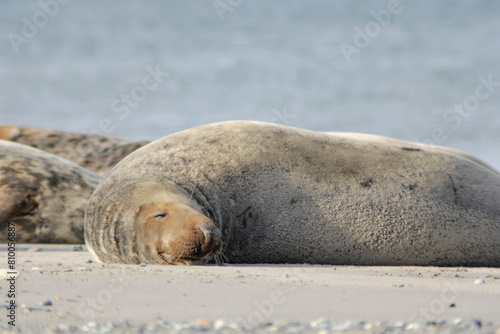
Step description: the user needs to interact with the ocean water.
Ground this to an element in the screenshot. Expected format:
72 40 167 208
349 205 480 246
1 1 499 169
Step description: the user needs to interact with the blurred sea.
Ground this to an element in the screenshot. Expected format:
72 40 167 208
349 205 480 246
1 1 499 169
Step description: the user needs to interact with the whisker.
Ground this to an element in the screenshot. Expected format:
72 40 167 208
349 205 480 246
189 183 197 200
162 184 169 202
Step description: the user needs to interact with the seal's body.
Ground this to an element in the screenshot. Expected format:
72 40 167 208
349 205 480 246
0 141 101 243
0 125 149 176
325 132 500 175
85 121 500 266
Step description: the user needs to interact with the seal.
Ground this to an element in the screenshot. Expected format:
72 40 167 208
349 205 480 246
0 141 102 243
85 121 500 266
0 125 149 176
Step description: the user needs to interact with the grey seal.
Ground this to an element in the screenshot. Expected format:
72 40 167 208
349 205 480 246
0 125 149 176
0 141 101 243
85 121 500 266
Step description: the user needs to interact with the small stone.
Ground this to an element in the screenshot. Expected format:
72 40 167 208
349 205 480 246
77 267 92 271
87 321 98 328
139 262 147 267
406 322 424 330
364 323 375 330
474 278 486 285
310 318 330 330
58 324 70 331
449 303 456 308
213 319 225 330
196 318 211 327
73 245 84 251
85 259 93 264
393 321 406 328
38 300 52 306
333 321 354 331
146 322 157 331
287 326 303 334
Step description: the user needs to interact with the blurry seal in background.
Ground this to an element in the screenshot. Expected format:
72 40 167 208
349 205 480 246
85 121 500 266
0 141 101 243
0 125 149 176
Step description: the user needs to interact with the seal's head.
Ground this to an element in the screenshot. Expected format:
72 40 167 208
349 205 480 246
85 178 222 265
133 183 222 265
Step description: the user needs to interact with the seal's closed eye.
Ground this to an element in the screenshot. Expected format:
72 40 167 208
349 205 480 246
153 212 168 219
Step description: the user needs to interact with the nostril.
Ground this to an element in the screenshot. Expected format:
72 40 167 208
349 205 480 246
198 222 217 235
199 222 213 241
197 222 221 253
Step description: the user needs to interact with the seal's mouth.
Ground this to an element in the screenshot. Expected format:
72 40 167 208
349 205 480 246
156 224 223 265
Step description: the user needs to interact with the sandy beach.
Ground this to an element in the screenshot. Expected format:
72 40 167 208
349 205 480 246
1 244 499 333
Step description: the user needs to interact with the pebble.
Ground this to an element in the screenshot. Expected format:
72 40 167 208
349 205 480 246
1 318 499 333
310 317 330 330
474 278 486 285
196 318 211 327
37 300 52 306
139 262 147 267
213 319 225 331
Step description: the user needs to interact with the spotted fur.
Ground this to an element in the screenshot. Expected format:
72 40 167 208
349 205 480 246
0 141 101 243
0 125 149 176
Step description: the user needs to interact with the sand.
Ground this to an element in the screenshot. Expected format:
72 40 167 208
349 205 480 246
1 244 500 332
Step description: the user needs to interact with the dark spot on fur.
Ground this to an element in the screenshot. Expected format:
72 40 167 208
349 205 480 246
360 178 373 188
290 198 297 205
343 168 359 177
402 183 418 191
206 139 218 145
449 175 459 205
236 206 253 229
402 147 422 152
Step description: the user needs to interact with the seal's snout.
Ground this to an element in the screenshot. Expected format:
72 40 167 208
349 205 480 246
198 222 222 256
